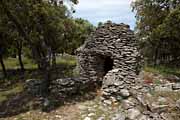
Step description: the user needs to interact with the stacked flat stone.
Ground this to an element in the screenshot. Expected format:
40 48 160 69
76 21 142 101
50 78 88 98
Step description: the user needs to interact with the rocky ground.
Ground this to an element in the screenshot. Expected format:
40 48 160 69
0 71 180 120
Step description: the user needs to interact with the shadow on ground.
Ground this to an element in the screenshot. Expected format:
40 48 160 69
0 88 97 118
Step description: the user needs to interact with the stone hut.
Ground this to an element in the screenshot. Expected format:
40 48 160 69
76 21 141 100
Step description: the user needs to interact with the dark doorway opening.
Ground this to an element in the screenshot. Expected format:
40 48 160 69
103 56 113 76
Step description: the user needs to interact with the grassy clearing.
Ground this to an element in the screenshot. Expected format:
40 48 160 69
2 57 37 70
1 55 77 71
56 54 77 66
0 54 77 103
144 65 180 76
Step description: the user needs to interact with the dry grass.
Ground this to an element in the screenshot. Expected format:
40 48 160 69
146 91 180 119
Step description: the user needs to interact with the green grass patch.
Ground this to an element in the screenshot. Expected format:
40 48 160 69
56 54 77 66
1 57 37 70
0 54 78 81
144 65 180 76
0 55 76 71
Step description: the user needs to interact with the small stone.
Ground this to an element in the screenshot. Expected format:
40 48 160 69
120 89 130 98
138 115 151 120
165 75 180 82
121 98 136 110
114 81 124 86
78 105 87 110
150 102 169 113
127 108 141 120
172 83 180 90
154 85 172 92
84 117 91 120
176 99 180 109
160 113 174 120
103 100 112 105
111 69 119 73
136 95 148 107
88 113 95 117
111 113 126 120
55 115 62 118
97 117 105 120
158 97 167 103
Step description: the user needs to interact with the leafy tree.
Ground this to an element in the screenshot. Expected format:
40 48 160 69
0 0 78 95
0 8 12 78
63 18 95 55
0 28 9 78
132 0 180 66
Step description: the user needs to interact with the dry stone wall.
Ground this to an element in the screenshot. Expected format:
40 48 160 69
76 21 142 100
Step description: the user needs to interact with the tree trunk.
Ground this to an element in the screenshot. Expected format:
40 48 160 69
0 54 7 78
52 51 56 68
18 49 24 72
154 48 159 66
40 56 51 97
17 40 25 72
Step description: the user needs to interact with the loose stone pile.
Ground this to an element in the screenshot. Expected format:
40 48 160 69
76 21 142 101
50 78 87 98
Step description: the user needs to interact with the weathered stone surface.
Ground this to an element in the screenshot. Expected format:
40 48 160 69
176 99 180 109
154 84 173 92
76 21 142 101
160 113 174 120
127 108 141 120
164 75 180 82
84 117 91 120
50 78 84 97
121 98 137 110
119 89 130 98
111 113 126 120
172 83 180 90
